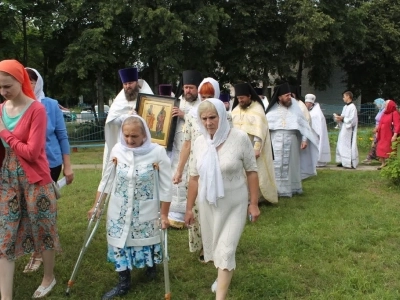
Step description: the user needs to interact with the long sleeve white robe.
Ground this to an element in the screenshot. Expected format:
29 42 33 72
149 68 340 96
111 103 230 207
309 103 331 166
336 103 359 168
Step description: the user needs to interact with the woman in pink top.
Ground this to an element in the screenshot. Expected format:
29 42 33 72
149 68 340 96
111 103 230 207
0 59 61 299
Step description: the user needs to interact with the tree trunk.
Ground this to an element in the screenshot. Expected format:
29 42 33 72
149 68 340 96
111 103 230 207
153 66 159 95
22 12 28 65
96 71 104 125
296 55 304 96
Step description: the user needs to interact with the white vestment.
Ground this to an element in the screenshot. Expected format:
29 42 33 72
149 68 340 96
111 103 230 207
168 96 201 219
309 103 331 166
261 96 269 111
336 103 359 168
267 100 319 197
102 80 153 173
297 98 311 124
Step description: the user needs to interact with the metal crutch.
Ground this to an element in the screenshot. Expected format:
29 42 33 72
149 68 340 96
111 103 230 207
65 161 116 296
153 163 171 300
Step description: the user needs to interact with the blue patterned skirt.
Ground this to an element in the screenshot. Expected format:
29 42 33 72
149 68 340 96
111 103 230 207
107 243 162 272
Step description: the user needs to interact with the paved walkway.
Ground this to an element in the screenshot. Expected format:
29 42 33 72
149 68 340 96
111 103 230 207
72 164 103 170
71 164 379 171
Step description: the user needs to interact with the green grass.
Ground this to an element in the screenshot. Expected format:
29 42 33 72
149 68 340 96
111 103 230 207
13 169 400 299
69 127 377 166
70 147 104 165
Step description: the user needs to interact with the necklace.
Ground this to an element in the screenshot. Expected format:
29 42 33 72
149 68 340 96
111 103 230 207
278 104 289 127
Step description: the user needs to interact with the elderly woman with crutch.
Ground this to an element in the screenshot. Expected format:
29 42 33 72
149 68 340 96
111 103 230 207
87 115 172 300
185 98 260 300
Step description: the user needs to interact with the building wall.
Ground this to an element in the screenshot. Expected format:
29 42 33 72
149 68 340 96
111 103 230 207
301 67 361 118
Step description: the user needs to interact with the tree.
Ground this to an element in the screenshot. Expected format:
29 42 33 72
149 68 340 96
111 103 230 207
130 0 228 93
54 0 136 116
342 0 400 102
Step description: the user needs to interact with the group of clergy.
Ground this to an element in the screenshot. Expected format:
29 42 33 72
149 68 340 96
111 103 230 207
103 67 338 230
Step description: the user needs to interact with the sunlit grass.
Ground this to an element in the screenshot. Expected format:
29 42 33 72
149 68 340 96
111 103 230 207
13 169 400 299
70 147 104 165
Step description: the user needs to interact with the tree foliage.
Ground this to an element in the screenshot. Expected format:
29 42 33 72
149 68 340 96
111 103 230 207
0 0 399 106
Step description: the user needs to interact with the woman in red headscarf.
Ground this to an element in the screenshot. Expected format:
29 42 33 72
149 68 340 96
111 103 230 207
0 59 60 299
376 100 400 170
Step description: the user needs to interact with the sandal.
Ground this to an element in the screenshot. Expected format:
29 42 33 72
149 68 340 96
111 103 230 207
23 255 43 273
362 159 372 165
32 278 56 298
211 279 218 293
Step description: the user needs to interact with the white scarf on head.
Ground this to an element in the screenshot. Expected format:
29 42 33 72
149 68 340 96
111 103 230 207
196 98 230 206
26 67 45 101
189 77 220 118
118 114 157 155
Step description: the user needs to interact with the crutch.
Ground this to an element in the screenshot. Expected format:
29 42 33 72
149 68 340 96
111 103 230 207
65 160 116 296
153 163 171 300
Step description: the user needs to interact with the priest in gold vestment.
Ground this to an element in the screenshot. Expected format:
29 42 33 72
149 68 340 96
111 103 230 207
231 83 278 204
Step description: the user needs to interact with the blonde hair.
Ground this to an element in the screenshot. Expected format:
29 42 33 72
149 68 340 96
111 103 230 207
198 101 217 117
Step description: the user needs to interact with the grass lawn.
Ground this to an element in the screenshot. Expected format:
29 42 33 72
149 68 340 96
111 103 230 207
68 127 377 166
70 147 104 165
13 169 400 299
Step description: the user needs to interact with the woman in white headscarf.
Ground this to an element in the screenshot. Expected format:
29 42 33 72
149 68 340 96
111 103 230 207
88 115 172 300
185 99 260 300
171 77 220 260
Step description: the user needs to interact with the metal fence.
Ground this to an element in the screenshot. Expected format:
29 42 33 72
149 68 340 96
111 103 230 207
320 103 378 129
65 113 107 146
64 104 380 145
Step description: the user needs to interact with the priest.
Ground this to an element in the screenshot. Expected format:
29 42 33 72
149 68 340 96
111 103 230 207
266 82 318 197
231 82 278 204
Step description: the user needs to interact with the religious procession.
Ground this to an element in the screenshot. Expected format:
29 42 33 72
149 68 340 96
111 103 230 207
1 61 399 300
1 1 400 299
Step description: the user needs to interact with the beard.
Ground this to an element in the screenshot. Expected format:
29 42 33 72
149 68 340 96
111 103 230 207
279 99 292 108
239 100 252 109
124 86 140 101
184 92 197 102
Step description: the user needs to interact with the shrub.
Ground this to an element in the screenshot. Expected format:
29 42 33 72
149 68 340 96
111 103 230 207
67 121 105 142
380 137 400 185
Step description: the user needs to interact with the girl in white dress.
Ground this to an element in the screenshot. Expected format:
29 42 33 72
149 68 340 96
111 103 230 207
88 115 171 300
185 98 260 300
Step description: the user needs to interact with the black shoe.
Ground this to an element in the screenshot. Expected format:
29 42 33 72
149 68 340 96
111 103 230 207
336 163 343 167
145 265 157 280
102 270 131 300
198 248 205 263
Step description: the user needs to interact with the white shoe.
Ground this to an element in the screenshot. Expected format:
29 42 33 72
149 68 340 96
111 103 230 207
211 279 217 293
32 278 56 298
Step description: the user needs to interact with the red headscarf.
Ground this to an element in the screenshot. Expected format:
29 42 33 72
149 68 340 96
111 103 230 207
0 59 36 100
384 100 397 114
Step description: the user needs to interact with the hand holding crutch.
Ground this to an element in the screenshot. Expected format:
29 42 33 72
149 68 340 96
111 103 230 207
153 163 171 300
65 158 117 296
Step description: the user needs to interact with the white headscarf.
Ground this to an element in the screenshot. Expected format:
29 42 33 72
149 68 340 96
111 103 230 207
190 77 220 118
196 98 230 206
25 67 45 102
118 114 157 155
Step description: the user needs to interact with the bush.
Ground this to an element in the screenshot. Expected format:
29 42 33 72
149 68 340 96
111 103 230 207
380 137 400 185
